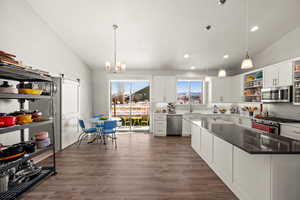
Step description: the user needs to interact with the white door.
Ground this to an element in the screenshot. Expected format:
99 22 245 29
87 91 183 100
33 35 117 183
61 79 80 149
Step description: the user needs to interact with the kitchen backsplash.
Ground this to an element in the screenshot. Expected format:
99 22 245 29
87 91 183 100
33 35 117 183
207 102 300 120
264 103 300 120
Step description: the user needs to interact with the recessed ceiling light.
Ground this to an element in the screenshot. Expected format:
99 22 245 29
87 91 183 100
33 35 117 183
190 66 196 70
223 54 229 59
218 0 226 5
184 54 190 59
250 26 259 32
205 25 212 31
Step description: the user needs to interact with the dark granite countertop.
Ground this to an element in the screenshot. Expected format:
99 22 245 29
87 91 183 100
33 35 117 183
190 117 300 154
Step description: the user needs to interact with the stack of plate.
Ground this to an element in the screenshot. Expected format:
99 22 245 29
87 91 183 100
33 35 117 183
35 132 50 149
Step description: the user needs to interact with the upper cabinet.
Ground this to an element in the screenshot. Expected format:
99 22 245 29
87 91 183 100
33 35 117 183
209 77 231 103
152 76 176 102
263 60 293 88
276 60 293 87
209 76 243 103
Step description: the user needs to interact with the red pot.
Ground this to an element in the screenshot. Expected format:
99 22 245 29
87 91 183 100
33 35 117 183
0 116 16 127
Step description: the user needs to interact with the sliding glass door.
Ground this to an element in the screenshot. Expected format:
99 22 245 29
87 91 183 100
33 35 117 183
110 80 150 132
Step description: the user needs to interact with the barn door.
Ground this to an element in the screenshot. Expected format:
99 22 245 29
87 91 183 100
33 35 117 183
61 78 80 149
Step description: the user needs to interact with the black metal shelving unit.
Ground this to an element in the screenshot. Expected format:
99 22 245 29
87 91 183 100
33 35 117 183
0 64 56 200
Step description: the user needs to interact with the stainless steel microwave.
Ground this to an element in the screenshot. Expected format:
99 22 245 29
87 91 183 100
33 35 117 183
261 86 292 103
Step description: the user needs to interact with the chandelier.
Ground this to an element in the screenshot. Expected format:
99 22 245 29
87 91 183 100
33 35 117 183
105 24 126 73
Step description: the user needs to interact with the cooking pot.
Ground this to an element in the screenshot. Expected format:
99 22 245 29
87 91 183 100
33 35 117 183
0 144 25 164
0 116 16 127
20 141 36 154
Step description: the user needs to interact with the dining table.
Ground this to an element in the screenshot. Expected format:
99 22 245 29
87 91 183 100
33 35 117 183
88 117 122 144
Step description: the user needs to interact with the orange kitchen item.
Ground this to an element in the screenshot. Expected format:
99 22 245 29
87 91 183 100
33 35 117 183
17 114 33 125
295 65 300 71
18 89 43 95
0 152 25 161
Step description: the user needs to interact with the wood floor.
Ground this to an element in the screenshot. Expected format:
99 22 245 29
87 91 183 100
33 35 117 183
21 133 238 200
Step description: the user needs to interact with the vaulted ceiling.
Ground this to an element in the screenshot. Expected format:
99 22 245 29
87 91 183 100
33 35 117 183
27 0 300 73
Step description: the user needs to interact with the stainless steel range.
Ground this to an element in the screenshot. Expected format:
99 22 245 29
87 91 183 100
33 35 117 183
252 117 300 135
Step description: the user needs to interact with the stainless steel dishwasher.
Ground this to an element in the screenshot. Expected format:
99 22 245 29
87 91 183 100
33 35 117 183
167 114 182 136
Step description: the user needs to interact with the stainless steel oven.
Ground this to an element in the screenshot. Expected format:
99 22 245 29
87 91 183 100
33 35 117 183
261 86 292 103
252 119 280 135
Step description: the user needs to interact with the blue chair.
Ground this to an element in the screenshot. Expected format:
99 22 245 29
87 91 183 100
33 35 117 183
77 119 98 146
102 120 117 148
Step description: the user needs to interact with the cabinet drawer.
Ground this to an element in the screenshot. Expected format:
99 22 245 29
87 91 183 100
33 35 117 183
154 121 166 127
154 114 167 121
281 125 300 140
155 126 166 132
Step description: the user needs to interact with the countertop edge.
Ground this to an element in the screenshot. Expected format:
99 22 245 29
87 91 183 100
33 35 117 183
187 118 300 155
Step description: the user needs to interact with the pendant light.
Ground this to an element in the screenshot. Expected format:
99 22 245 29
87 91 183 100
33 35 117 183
218 69 227 77
241 0 254 69
105 24 126 73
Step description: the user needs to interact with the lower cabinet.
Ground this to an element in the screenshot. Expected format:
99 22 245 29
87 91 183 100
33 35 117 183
190 124 300 200
153 113 166 136
191 123 201 155
212 136 233 185
182 118 191 136
270 155 300 200
233 147 271 200
200 128 213 164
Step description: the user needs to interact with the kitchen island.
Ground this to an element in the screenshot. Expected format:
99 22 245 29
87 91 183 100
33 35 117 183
188 115 300 200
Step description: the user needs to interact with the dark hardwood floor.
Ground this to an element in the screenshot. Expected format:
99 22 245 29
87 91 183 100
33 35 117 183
21 133 238 200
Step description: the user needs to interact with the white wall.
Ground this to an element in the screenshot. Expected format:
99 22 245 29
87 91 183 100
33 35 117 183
92 68 209 115
253 26 300 69
0 0 93 144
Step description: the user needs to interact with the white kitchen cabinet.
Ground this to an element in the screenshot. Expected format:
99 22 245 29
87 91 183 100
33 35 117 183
270 156 300 200
230 74 243 103
153 113 167 136
191 123 201 155
263 64 278 88
191 125 300 200
152 76 176 102
182 118 191 136
276 60 293 86
209 76 243 103
264 60 293 88
200 128 213 164
281 124 300 140
210 77 232 103
233 147 271 200
212 136 233 185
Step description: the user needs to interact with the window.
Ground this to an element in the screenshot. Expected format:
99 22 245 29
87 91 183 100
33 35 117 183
177 80 204 104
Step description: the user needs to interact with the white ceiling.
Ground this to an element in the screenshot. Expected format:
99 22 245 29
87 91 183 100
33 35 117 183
27 0 300 72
